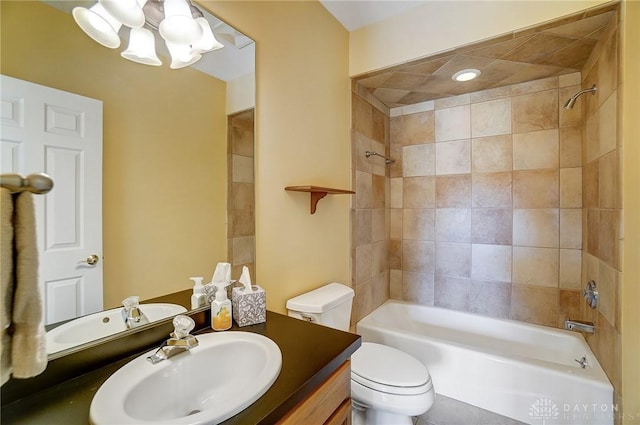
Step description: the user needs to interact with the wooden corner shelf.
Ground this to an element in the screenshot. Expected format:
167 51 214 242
284 186 355 214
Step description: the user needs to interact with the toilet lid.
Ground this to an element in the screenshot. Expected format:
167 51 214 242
351 342 432 395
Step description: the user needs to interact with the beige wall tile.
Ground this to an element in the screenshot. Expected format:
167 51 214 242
558 289 582 326
390 269 403 299
471 98 512 138
402 240 435 273
599 150 618 209
599 209 619 268
372 240 388 275
435 139 471 175
598 260 617 326
583 160 599 208
470 86 511 104
513 209 559 248
511 76 558 96
436 175 472 208
471 244 512 282
403 176 435 208
471 208 512 245
559 249 582 289
513 246 559 287
390 178 403 208
585 111 600 163
559 126 582 168
435 104 471 142
372 107 386 144
355 170 373 209
598 92 617 156
353 279 373 322
434 275 470 311
372 271 390 310
390 110 435 146
354 94 373 139
469 280 511 318
435 242 471 278
230 209 255 237
390 209 402 239
559 72 581 87
390 239 402 270
560 167 582 208
512 90 559 133
587 209 599 256
372 174 385 209
232 155 254 183
231 126 254 157
231 182 255 210
372 209 386 243
403 143 435 176
402 271 435 305
354 209 372 246
232 236 255 265
436 208 471 243
371 140 387 176
472 172 512 208
511 284 558 327
435 93 470 109
471 135 513 173
355 243 373 283
512 129 559 170
403 208 435 241
560 209 582 249
513 170 559 208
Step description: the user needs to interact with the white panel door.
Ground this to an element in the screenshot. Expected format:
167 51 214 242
0 75 103 325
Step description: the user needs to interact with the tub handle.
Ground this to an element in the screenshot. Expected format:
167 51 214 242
574 356 589 369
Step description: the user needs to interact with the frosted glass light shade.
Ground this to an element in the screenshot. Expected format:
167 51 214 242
99 0 146 28
192 17 223 53
121 27 161 66
72 3 122 49
159 0 202 44
166 41 202 69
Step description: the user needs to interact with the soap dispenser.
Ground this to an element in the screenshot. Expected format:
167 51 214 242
190 277 207 309
211 282 232 331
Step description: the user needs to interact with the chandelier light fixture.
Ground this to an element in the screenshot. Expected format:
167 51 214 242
72 0 224 69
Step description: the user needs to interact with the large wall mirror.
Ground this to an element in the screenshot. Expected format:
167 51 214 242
0 0 255 357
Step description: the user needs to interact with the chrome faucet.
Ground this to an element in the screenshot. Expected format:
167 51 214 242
565 319 595 333
147 315 199 364
121 296 150 329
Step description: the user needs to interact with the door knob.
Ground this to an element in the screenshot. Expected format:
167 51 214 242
82 254 99 266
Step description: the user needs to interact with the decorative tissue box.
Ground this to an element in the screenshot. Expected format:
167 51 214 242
232 285 266 327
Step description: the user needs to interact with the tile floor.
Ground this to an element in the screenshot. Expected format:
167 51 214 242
414 394 527 425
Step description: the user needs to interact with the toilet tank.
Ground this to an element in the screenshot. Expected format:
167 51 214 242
286 283 354 331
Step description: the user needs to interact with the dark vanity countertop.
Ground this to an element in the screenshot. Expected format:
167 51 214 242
1 311 361 425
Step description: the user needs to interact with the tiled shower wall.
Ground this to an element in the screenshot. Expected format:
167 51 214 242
580 10 622 410
227 109 256 280
387 73 584 328
351 90 391 324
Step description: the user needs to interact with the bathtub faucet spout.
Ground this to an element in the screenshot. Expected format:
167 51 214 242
565 319 595 333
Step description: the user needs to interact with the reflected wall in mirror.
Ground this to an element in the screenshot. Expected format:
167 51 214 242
0 0 255 356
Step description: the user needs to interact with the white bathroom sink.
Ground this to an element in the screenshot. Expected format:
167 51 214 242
46 303 187 354
90 331 282 425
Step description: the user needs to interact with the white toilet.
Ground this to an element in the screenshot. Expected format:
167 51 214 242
286 283 435 425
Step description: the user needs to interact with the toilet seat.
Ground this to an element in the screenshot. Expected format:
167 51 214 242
351 342 433 396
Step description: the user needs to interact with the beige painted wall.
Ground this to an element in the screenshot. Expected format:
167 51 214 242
202 1 351 313
1 1 228 308
349 0 612 76
621 0 640 421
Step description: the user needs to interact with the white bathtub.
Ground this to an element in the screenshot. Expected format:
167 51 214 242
356 300 614 425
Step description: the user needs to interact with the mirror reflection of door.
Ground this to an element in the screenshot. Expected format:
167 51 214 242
0 75 103 324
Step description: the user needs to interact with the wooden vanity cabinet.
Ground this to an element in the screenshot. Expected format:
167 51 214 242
277 361 352 425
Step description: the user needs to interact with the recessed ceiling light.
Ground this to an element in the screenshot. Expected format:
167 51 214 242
452 69 481 82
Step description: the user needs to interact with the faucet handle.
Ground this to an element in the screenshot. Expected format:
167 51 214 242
172 315 195 339
122 295 141 310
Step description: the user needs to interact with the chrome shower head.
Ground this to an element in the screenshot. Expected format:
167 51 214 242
563 84 597 110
